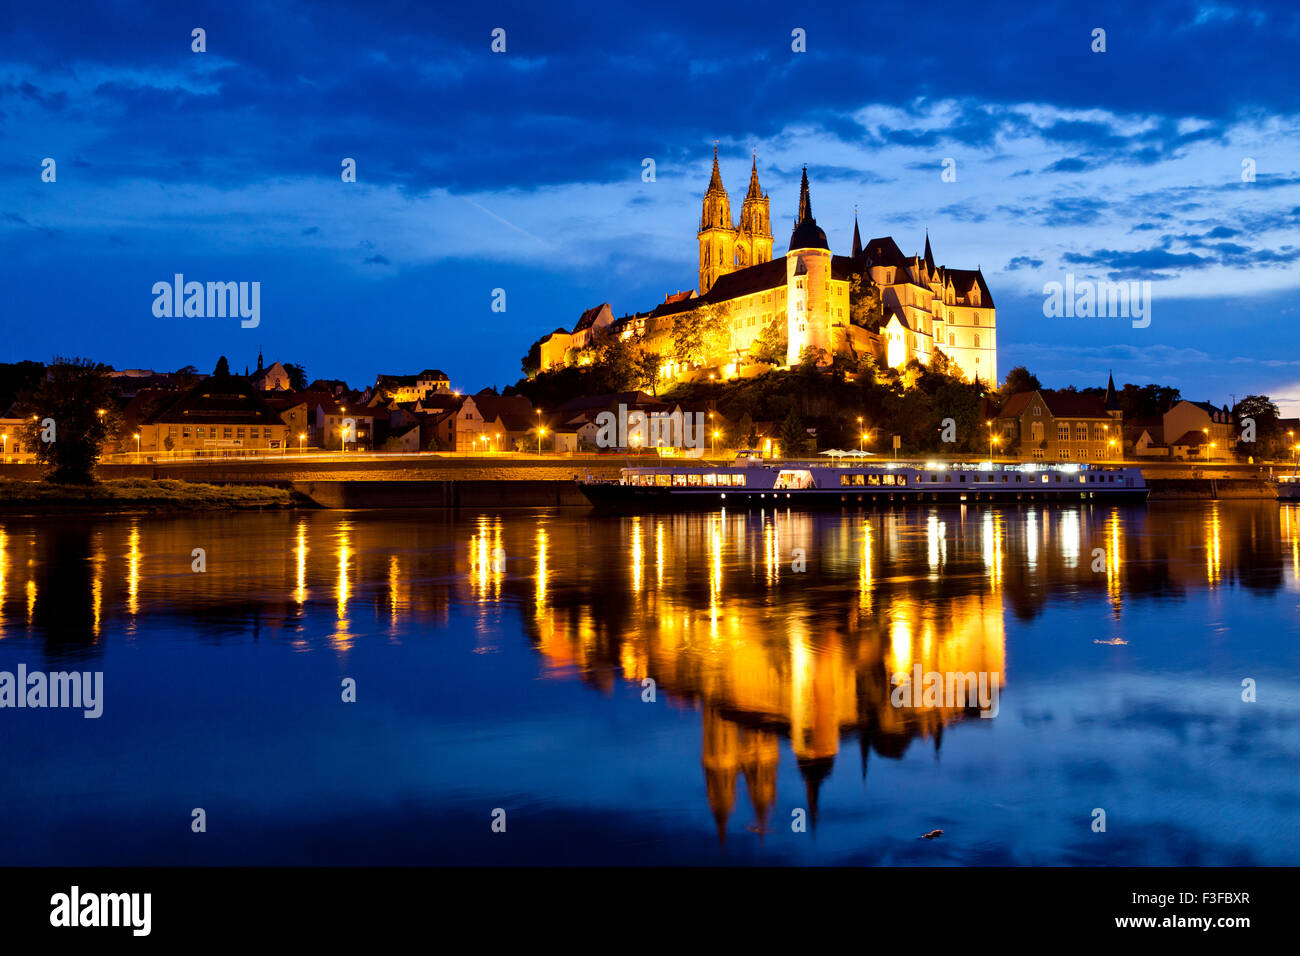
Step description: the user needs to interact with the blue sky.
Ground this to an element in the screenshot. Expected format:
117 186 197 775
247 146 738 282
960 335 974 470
2 0 1298 411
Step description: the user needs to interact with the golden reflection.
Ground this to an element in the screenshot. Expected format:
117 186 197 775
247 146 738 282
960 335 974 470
763 516 779 585
1105 511 1123 614
333 522 353 651
126 520 141 618
630 518 642 593
982 511 1004 587
535 527 549 606
859 519 873 608
0 527 7 632
1206 504 1222 586
25 577 36 626
655 521 665 588
294 520 308 606
388 554 402 628
468 516 504 602
91 535 104 639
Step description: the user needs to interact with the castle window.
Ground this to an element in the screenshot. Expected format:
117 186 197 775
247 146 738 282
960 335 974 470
1058 424 1069 441
974 334 980 348
949 333 955 346
974 315 979 326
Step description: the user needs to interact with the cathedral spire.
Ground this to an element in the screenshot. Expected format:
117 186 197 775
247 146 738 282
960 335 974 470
745 149 763 200
1104 370 1120 411
924 230 935 272
707 142 724 193
852 207 863 259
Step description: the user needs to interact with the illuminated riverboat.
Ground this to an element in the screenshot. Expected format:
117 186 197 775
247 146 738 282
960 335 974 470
580 457 1148 511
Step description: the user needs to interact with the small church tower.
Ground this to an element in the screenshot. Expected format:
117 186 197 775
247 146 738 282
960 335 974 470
698 145 737 295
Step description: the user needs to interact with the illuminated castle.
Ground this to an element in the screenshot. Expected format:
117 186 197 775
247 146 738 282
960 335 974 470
537 148 998 385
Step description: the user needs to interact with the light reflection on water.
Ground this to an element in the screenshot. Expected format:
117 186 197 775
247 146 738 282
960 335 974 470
0 501 1298 865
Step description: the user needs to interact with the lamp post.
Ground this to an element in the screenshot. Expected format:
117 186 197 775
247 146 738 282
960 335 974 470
299 433 306 454
712 430 719 457
986 420 995 460
134 432 141 461
1 432 7 461
538 426 546 456
857 416 864 453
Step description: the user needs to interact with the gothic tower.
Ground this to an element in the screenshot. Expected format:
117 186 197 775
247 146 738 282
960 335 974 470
698 145 737 295
735 151 773 272
785 166 832 366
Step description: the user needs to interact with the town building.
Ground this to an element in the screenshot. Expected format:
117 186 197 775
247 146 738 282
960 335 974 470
136 374 289 457
995 379 1123 461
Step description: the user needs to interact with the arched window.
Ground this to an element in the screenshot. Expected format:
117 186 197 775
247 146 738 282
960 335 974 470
949 333 955 346
974 334 980 348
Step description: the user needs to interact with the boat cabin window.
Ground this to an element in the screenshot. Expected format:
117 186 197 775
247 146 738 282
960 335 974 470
774 470 814 490
687 474 702 486
704 473 716 486
672 474 688 486
655 474 671 486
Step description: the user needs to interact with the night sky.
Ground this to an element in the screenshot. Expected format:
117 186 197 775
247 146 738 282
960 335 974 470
2 0 1297 411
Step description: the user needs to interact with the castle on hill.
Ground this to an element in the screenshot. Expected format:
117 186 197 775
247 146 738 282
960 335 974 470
537 148 998 386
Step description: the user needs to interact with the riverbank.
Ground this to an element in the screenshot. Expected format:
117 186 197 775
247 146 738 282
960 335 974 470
0 478 298 514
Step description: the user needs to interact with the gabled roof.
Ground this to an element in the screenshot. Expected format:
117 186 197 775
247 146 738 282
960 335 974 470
148 374 285 426
572 303 611 332
998 389 1110 419
1170 429 1210 447
465 392 536 431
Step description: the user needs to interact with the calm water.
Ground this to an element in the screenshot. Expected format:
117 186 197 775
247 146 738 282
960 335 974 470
1 502 1298 865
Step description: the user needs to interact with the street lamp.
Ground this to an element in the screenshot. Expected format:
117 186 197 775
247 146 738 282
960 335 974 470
712 429 719 457
299 432 306 453
134 432 141 460
538 426 546 456
987 421 995 460
857 416 864 453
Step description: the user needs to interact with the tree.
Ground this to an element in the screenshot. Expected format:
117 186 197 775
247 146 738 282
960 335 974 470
849 272 885 329
779 407 809 458
633 351 663 396
214 356 231 377
1233 394 1281 456
521 337 545 378
17 357 120 484
999 365 1040 401
284 363 308 390
750 315 788 366
673 309 708 367
738 412 757 449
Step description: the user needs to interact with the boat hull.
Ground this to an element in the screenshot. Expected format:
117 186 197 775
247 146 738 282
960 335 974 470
580 482 1150 512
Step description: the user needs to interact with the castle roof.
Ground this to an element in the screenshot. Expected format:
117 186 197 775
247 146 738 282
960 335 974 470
572 303 610 332
943 268 995 308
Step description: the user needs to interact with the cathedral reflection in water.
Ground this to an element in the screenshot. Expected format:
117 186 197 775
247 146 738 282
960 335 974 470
1 501 1296 845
